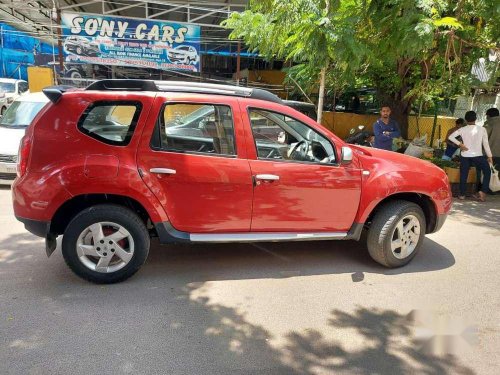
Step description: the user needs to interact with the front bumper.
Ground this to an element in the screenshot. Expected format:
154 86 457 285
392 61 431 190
16 216 50 238
430 213 448 234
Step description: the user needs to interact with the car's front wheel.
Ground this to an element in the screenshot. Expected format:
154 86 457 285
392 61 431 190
62 204 150 283
367 200 426 268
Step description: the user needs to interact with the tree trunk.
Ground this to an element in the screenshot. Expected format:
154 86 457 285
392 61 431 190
389 98 410 139
317 65 327 123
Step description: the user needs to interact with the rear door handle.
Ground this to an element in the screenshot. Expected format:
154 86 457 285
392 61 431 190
255 174 280 181
150 168 176 175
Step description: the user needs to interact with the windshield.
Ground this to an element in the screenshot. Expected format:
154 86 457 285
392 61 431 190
0 82 15 93
0 101 47 128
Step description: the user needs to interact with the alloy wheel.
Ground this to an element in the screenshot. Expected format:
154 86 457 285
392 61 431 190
390 214 421 259
76 222 134 273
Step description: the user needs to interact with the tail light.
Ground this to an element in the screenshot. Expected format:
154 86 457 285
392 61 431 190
17 135 32 178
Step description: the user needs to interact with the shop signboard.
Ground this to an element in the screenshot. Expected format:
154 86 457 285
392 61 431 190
61 12 201 72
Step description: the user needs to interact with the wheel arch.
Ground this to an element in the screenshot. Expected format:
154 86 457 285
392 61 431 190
50 194 155 236
364 192 437 234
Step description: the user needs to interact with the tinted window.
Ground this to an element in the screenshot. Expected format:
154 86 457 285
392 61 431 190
0 100 47 129
78 101 141 146
249 109 335 164
153 103 236 156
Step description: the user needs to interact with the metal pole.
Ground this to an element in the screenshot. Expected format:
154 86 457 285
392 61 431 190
0 26 5 77
57 9 64 74
236 41 241 85
50 1 57 82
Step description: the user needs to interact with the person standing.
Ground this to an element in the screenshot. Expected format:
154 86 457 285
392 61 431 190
373 105 401 151
484 107 500 169
442 118 465 161
448 111 493 201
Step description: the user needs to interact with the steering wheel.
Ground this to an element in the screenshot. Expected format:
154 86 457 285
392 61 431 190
288 140 309 160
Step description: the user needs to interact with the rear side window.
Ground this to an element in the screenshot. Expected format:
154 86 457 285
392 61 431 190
78 101 142 146
151 103 236 156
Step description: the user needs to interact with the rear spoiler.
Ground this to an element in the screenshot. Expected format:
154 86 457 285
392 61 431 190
42 85 76 104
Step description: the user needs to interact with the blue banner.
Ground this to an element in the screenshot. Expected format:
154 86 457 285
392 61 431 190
61 12 201 72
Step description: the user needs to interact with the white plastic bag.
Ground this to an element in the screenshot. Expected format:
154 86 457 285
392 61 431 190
487 164 500 192
412 134 428 147
404 143 433 158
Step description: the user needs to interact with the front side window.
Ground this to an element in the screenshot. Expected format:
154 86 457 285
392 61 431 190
249 108 336 164
152 103 236 156
78 101 142 145
18 82 28 94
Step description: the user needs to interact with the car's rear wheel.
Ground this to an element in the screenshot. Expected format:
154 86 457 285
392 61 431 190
75 46 83 55
62 204 150 283
367 200 426 268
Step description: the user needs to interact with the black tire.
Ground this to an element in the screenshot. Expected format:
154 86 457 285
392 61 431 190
367 200 426 268
0 106 5 115
62 204 150 283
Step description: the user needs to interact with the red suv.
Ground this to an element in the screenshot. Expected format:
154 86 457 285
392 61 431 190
12 80 451 283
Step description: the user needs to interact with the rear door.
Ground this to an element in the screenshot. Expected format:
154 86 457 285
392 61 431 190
241 102 362 232
137 94 253 233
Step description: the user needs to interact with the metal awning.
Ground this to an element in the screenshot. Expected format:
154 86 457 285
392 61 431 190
0 0 247 45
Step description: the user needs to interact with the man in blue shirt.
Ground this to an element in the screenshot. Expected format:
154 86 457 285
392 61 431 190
373 105 401 150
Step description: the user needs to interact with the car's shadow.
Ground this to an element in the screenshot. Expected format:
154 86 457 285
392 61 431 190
0 232 455 285
139 235 454 284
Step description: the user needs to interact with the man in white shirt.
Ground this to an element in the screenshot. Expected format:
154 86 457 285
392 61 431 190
449 111 493 201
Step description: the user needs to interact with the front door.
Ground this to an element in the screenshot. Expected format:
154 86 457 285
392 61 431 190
137 96 253 233
244 107 362 232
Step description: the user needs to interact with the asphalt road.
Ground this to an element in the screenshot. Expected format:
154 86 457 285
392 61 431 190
1 186 499 375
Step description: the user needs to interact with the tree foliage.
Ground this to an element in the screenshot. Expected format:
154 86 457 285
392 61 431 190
223 0 500 136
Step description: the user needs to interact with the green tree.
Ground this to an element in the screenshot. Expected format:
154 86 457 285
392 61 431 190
223 0 365 123
223 0 499 137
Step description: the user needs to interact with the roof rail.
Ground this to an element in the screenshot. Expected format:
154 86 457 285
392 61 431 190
85 79 283 104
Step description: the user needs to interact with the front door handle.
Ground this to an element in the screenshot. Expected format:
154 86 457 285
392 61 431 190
255 174 280 182
150 168 176 175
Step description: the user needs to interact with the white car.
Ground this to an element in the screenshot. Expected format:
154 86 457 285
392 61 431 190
0 78 29 115
0 92 49 185
167 45 199 65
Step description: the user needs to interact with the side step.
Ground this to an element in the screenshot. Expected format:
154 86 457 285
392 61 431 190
155 222 364 244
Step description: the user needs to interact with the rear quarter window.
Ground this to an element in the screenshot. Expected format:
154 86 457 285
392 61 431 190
77 101 142 146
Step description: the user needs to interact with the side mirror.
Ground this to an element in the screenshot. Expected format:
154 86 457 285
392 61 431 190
341 146 353 165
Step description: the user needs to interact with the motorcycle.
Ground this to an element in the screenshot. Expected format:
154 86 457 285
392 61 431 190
345 125 372 147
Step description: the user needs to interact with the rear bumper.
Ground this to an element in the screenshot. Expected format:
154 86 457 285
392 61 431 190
16 216 50 238
0 161 17 185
